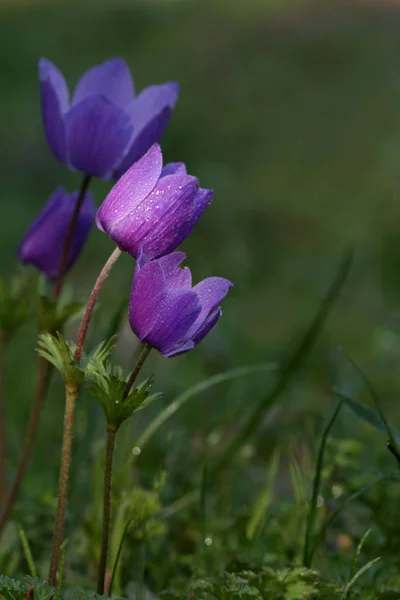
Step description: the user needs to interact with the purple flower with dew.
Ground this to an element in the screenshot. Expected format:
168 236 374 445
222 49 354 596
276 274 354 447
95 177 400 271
129 252 232 357
39 57 179 179
96 143 213 260
17 187 95 280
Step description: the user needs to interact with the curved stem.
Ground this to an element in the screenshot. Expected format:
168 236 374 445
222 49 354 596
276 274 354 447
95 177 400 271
97 424 117 595
122 345 151 401
75 247 122 365
53 175 92 300
0 357 50 536
0 338 7 508
48 383 78 586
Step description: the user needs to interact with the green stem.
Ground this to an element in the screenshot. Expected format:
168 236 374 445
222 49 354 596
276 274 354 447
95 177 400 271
122 345 151 401
0 357 51 536
48 383 79 586
53 175 92 300
75 246 122 365
97 424 117 595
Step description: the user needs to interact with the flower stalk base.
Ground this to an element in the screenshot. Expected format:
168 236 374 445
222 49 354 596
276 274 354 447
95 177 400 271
48 383 79 586
97 423 117 595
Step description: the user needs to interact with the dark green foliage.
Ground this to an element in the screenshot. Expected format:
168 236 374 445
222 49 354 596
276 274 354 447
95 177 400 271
86 367 161 428
0 576 54 600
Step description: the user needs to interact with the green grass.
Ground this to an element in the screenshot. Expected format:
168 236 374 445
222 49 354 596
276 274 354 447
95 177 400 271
2 0 400 596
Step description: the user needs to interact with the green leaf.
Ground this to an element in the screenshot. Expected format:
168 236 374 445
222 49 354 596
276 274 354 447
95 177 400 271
0 576 54 600
86 361 161 428
337 350 397 448
82 336 117 375
37 332 84 387
334 389 400 445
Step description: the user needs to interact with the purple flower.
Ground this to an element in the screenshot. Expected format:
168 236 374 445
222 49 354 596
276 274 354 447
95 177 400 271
129 252 232 357
96 143 213 260
39 57 179 179
17 187 95 280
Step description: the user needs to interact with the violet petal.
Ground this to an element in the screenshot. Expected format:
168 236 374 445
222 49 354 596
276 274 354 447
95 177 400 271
114 106 171 178
39 58 69 162
191 308 222 346
187 277 233 338
145 289 201 354
17 187 95 280
96 143 163 233
65 95 133 178
72 57 135 109
161 162 187 177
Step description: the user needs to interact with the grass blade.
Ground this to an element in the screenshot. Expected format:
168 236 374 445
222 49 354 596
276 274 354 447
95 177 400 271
214 248 353 473
334 390 400 445
349 529 371 582
108 517 134 597
303 399 345 568
341 557 381 600
17 524 37 578
309 476 386 562
246 449 280 540
55 540 68 600
337 350 397 448
131 362 276 462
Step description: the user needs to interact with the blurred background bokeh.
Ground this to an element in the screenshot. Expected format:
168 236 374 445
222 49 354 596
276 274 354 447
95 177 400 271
3 0 400 525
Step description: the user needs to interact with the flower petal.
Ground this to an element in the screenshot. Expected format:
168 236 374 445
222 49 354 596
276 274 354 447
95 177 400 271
163 340 195 358
108 174 198 258
65 95 133 178
158 252 192 289
114 82 179 177
161 162 187 177
17 187 95 280
72 57 135 109
96 143 163 234
39 58 69 162
187 277 232 338
161 188 213 256
130 82 179 127
129 252 190 340
114 107 171 178
129 260 168 340
191 308 222 346
39 58 69 112
146 289 201 354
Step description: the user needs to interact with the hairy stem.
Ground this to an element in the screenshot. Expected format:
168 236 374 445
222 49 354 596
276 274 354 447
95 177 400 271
97 424 117 595
48 383 78 586
0 357 50 536
75 247 123 364
53 175 92 300
122 345 151 401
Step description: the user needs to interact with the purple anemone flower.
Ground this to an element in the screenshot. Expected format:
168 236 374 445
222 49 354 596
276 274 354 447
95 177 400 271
17 187 95 280
129 252 232 357
96 143 213 260
39 57 179 179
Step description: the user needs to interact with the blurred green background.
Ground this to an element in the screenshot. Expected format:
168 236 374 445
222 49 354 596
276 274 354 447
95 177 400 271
3 0 400 498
